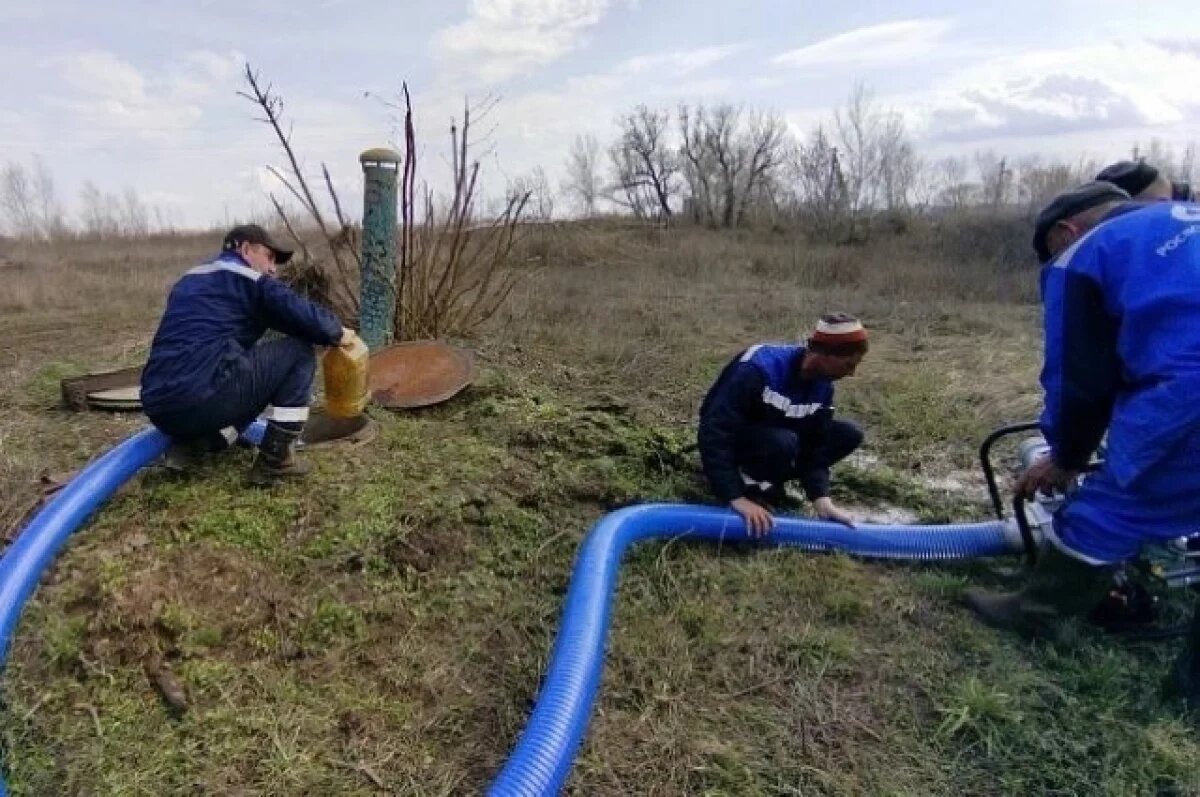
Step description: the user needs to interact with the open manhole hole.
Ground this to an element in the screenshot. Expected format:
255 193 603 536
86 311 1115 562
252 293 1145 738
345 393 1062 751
299 409 377 449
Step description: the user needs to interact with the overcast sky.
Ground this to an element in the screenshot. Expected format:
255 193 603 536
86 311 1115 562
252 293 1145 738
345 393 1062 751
2 0 1198 227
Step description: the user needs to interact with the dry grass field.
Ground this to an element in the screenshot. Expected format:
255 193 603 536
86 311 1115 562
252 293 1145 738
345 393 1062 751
1 221 1197 795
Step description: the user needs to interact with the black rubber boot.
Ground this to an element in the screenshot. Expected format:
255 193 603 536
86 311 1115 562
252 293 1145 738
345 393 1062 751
160 441 201 474
963 544 1115 642
246 422 310 487
160 427 241 474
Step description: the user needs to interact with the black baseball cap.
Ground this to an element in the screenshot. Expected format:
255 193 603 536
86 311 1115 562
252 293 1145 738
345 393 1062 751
222 224 294 264
1032 181 1130 264
1095 160 1160 197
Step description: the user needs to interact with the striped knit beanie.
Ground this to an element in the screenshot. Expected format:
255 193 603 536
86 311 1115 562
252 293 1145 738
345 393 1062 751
810 313 867 346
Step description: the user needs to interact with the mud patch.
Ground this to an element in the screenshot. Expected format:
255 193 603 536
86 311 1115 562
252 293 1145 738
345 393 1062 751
74 545 293 668
382 524 470 574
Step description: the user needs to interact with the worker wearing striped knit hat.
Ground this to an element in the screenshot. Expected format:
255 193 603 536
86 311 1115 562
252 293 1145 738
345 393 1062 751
698 312 868 536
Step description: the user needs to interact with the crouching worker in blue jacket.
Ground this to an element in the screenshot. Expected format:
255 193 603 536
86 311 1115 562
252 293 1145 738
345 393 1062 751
140 224 361 487
698 314 868 536
965 184 1200 705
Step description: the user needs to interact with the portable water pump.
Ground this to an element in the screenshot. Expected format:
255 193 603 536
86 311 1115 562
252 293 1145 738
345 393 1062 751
979 422 1200 637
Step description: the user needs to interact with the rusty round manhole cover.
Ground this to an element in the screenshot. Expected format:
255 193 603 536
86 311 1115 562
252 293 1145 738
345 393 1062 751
368 341 476 409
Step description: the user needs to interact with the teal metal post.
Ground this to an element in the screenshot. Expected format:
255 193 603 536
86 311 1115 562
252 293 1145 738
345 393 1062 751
358 147 402 350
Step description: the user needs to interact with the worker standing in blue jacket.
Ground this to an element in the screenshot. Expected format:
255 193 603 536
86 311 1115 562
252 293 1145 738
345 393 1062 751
698 313 867 536
966 184 1200 700
140 224 361 486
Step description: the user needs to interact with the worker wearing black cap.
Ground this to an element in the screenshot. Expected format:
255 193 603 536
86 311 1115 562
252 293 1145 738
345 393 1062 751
141 224 362 486
968 184 1200 709
1096 160 1194 202
1030 180 1130 264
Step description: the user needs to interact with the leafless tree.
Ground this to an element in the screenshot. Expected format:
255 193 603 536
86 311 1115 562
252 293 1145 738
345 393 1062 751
608 142 651 220
609 105 677 223
908 156 940 213
562 133 601 217
1 162 37 239
1012 155 1075 211
877 113 917 213
79 181 112 238
30 156 66 239
789 125 849 240
833 83 884 236
975 150 1012 207
678 104 718 225
936 156 974 209
509 166 553 220
734 109 790 226
121 187 150 235
677 103 789 228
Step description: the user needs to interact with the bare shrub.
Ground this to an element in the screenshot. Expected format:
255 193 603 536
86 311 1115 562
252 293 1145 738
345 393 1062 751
241 66 530 341
394 89 531 340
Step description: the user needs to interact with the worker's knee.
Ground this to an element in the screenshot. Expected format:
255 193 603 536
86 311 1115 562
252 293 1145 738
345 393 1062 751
826 419 864 461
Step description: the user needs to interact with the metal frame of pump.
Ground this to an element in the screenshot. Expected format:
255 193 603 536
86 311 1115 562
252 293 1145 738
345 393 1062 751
979 422 1200 639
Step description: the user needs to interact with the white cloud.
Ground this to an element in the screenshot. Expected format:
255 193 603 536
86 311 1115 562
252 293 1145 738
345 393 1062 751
433 0 632 85
182 50 244 83
57 50 148 102
1148 37 1200 57
43 50 254 144
907 39 1200 144
616 43 745 78
772 18 954 69
168 50 246 103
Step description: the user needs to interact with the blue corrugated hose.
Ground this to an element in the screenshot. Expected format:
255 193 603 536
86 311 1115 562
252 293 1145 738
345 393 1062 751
0 430 1013 797
0 422 266 656
487 504 1013 796
0 423 267 797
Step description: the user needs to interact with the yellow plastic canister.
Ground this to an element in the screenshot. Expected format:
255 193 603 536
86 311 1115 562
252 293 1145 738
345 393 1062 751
322 338 370 418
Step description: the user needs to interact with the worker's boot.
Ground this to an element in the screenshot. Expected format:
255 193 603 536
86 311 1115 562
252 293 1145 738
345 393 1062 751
161 427 240 474
246 421 310 487
161 441 201 474
963 544 1115 642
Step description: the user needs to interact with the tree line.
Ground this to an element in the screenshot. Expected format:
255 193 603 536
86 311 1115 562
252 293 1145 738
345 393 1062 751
6 83 1195 244
0 156 179 241
558 84 1197 242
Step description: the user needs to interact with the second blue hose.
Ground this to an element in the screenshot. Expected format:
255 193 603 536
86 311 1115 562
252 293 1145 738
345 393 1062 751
487 503 1014 796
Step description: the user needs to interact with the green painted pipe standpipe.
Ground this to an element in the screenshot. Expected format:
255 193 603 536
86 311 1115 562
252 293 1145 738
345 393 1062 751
358 147 402 351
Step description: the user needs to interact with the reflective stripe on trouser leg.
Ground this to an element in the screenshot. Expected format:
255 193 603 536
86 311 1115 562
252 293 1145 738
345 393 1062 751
263 406 310 423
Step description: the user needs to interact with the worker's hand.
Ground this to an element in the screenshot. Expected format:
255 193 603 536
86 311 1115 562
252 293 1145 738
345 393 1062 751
731 497 774 538
338 327 361 349
813 497 856 527
1013 455 1078 500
